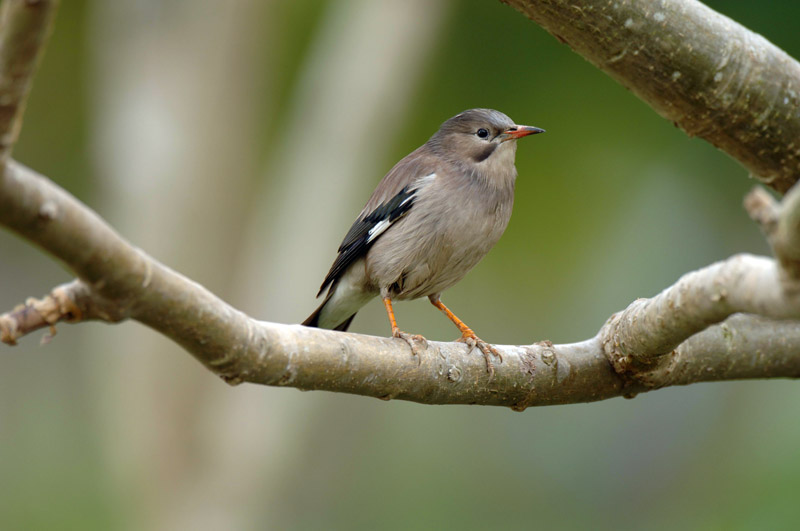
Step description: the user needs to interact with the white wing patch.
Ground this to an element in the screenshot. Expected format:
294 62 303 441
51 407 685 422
365 173 435 244
367 219 391 243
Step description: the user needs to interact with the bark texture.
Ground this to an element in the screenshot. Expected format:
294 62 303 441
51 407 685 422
501 0 800 193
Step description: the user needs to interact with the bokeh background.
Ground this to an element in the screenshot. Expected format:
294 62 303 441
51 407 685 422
2 0 799 528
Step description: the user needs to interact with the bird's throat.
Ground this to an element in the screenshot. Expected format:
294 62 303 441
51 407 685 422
474 141 517 189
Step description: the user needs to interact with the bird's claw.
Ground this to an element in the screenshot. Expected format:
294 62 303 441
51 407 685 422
457 334 502 377
392 329 428 360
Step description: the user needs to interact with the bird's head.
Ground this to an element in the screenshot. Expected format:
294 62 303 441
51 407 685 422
429 109 544 174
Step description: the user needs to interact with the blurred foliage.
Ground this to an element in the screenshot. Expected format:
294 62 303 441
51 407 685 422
2 0 799 529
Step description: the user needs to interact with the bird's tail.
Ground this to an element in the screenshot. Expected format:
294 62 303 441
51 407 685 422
302 293 358 332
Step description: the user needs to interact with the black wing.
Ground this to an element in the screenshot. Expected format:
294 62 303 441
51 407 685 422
316 185 416 297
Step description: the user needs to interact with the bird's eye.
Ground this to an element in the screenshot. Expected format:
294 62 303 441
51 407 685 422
476 128 489 139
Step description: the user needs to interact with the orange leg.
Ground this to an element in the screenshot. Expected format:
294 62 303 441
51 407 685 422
429 296 502 375
382 296 427 356
382 296 401 335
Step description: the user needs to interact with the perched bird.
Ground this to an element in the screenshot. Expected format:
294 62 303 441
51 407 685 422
303 108 544 372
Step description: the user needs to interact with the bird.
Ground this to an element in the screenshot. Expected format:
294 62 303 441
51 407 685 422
303 108 544 373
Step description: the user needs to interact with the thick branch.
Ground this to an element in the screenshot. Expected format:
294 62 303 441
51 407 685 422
0 0 57 161
500 0 800 193
603 254 800 373
1 0 799 407
636 314 800 389
2 160 800 407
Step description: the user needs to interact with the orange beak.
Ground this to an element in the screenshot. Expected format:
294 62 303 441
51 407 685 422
500 125 545 141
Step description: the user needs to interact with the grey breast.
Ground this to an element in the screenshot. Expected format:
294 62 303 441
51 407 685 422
366 166 514 300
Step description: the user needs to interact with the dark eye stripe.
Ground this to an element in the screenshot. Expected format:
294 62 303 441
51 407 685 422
473 143 497 162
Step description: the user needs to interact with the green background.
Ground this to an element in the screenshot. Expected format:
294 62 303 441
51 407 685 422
1 0 797 529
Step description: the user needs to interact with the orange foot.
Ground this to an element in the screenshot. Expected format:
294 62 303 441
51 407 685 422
457 332 502 377
392 327 428 359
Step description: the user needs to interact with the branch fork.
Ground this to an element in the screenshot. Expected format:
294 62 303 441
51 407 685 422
2 0 800 407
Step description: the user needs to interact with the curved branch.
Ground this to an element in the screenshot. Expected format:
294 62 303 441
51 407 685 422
603 254 800 373
638 314 800 389
2 161 799 407
500 0 800 193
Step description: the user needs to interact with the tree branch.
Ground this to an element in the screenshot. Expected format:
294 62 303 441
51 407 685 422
500 0 800 193
2 0 800 408
746 183 800 288
0 0 57 161
603 254 800 374
2 160 799 407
